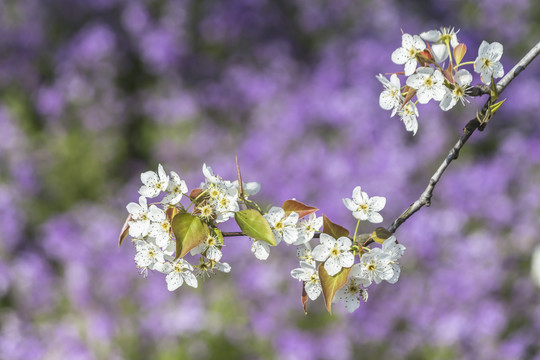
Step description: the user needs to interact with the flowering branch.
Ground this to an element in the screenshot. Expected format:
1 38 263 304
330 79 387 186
387 41 540 234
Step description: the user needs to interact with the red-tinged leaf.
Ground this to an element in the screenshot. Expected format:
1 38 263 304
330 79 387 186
301 282 309 315
371 227 393 244
189 188 204 200
282 199 318 219
401 87 417 109
453 43 467 65
319 265 351 314
417 48 434 66
385 71 405 76
118 214 131 248
172 213 210 259
322 214 349 239
443 61 454 84
236 156 244 200
235 209 276 246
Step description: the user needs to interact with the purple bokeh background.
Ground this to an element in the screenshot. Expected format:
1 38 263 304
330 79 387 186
1 0 540 359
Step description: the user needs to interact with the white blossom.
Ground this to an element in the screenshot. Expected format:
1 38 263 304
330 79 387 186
312 233 354 276
406 67 446 104
474 41 504 84
233 180 261 198
139 164 170 198
420 27 460 63
190 233 223 262
296 243 316 266
201 164 239 223
251 240 271 260
164 258 198 291
440 69 472 111
381 236 405 284
126 196 151 238
294 213 323 245
195 258 231 278
391 33 426 76
343 186 386 223
333 278 370 313
162 171 188 205
290 261 322 300
148 206 171 248
264 207 299 245
134 240 165 271
377 73 403 117
351 250 394 286
398 101 419 135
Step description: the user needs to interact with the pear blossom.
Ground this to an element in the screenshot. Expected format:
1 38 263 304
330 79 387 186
134 240 165 271
214 192 239 223
263 207 299 245
233 180 261 198
377 73 403 117
312 233 354 276
297 243 315 266
126 196 151 238
251 240 271 260
148 205 172 248
381 236 405 284
195 258 231 278
190 233 223 262
474 41 504 84
351 250 394 286
398 101 419 135
201 164 239 223
294 213 323 245
290 261 322 300
333 278 370 313
406 67 446 104
391 33 426 76
440 69 472 111
420 27 460 63
163 258 198 291
139 164 170 198
343 186 386 223
162 171 188 205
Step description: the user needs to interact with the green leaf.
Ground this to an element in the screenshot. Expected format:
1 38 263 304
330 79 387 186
371 227 393 244
319 265 351 314
282 199 319 219
235 209 276 246
322 214 349 239
490 99 506 114
118 214 131 248
490 75 499 100
172 213 210 259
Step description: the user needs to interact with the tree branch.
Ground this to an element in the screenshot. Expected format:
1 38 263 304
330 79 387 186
387 41 540 234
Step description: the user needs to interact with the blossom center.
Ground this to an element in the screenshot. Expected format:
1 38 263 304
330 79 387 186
359 204 368 211
367 263 376 271
424 77 433 87
275 221 284 230
331 247 340 256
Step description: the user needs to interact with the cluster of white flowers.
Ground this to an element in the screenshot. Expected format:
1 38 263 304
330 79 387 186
126 164 244 291
290 186 403 313
125 165 404 314
379 27 504 135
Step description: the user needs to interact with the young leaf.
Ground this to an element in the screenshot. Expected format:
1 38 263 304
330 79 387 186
319 265 351 314
235 209 276 246
371 227 393 244
282 199 318 219
301 282 309 315
322 214 349 239
236 156 244 200
189 188 205 200
118 214 131 248
172 213 210 259
453 43 467 65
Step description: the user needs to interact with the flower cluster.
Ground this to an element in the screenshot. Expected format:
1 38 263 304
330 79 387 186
379 27 505 135
123 164 403 314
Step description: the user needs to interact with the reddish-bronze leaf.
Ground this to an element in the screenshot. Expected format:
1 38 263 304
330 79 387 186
453 43 467 65
319 265 351 314
282 199 318 219
301 282 309 315
118 214 132 248
322 214 350 239
189 188 204 200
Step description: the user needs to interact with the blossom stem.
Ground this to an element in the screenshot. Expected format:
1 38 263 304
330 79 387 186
352 219 361 244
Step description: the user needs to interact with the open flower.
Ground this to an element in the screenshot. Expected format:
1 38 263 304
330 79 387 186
391 33 426 76
474 41 504 84
290 261 322 300
126 196 151 238
312 233 354 276
343 186 386 223
398 101 419 135
377 73 403 117
190 233 223 261
406 67 446 104
351 250 394 286
163 258 198 291
264 207 299 245
295 213 323 245
333 278 370 313
162 171 188 205
420 27 460 63
440 69 472 111
139 164 170 198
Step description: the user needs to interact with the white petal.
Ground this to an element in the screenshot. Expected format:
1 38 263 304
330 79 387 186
431 43 448 63
367 212 383 224
412 35 426 50
166 272 183 291
319 233 336 249
312 244 331 262
344 294 361 313
368 196 386 212
455 69 472 86
352 211 368 221
182 271 198 288
406 73 424 89
140 171 158 186
324 257 342 276
206 246 222 262
243 182 261 196
439 90 456 111
305 282 322 301
337 237 352 251
251 240 270 260
214 262 231 273
401 33 413 49
420 30 441 42
138 185 160 198
339 251 355 269
391 47 409 65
